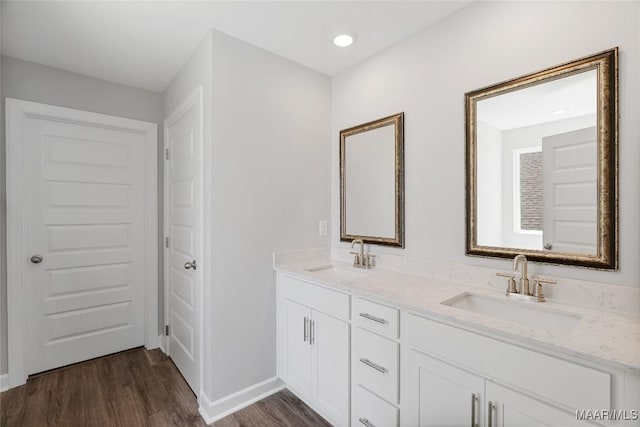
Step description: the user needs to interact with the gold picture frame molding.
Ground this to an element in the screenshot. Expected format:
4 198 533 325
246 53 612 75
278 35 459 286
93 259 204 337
340 112 405 247
465 48 618 269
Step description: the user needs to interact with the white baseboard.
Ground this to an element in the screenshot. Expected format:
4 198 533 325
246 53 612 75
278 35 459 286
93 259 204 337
158 335 167 354
0 373 9 392
144 333 161 351
198 376 285 424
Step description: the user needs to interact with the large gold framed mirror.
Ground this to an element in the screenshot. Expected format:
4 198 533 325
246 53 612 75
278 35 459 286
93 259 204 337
340 113 405 247
465 48 618 269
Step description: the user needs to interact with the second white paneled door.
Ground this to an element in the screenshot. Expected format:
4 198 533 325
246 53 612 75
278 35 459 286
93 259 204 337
6 99 158 386
164 87 203 394
542 126 597 254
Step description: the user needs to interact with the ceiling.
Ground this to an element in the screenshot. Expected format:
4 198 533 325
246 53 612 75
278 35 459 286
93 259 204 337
1 1 470 93
478 69 598 130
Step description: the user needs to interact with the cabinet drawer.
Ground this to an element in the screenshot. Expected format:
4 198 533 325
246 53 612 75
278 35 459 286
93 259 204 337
353 297 399 339
353 327 400 404
278 274 350 320
406 314 611 412
352 385 398 427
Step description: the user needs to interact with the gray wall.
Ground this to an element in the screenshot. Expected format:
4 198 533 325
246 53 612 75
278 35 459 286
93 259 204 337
0 56 164 374
163 29 331 402
331 0 640 288
163 30 214 399
208 30 331 401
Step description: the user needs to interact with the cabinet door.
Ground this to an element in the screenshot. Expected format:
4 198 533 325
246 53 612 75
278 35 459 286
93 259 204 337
486 382 587 427
283 299 313 398
406 349 485 427
312 310 350 427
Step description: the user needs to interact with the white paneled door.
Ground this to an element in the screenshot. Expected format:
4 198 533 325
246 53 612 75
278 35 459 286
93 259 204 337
164 87 202 394
6 99 158 385
542 127 597 254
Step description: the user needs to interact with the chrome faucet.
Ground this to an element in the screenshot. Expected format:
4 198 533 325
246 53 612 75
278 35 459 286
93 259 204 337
350 239 375 269
352 239 364 262
496 254 556 302
513 254 530 296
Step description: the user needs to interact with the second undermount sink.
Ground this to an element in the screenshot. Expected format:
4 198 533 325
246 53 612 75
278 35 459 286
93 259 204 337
441 292 581 335
304 265 369 280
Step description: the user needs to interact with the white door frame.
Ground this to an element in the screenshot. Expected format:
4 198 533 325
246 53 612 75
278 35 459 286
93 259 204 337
163 86 204 399
5 98 159 389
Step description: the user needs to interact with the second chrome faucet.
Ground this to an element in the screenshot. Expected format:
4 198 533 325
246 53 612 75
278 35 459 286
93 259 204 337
496 254 556 302
513 254 530 296
351 239 375 269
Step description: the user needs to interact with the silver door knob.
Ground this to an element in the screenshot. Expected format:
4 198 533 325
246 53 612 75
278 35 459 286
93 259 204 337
544 243 553 250
184 260 197 270
30 254 43 264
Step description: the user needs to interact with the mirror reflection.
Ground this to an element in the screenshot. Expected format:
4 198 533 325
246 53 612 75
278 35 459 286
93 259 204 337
340 113 404 247
476 69 597 254
466 48 618 269
345 124 396 238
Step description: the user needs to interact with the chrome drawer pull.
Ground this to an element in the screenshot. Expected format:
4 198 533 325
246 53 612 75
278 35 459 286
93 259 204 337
359 312 387 324
359 417 374 427
471 393 477 427
359 358 387 373
303 317 308 342
487 401 494 427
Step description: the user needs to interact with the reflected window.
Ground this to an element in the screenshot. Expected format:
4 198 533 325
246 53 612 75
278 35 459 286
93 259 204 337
514 148 542 233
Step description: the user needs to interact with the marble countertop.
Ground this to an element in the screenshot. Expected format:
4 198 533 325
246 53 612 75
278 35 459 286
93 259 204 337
275 260 640 374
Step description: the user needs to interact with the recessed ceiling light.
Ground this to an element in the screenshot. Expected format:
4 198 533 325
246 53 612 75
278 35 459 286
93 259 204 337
333 33 355 48
551 109 567 116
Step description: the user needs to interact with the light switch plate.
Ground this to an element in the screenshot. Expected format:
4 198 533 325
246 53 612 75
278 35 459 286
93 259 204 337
319 220 328 236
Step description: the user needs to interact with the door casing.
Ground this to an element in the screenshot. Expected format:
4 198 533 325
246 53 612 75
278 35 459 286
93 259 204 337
5 98 159 389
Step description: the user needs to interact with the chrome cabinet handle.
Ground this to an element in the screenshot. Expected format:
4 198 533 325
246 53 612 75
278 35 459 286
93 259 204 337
487 401 494 427
471 393 477 427
359 417 374 427
184 260 197 270
359 358 387 373
359 313 386 324
303 317 308 342
309 320 314 345
30 254 43 264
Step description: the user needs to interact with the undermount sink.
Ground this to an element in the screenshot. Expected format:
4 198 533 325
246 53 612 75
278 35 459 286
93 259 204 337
441 292 581 335
304 265 369 280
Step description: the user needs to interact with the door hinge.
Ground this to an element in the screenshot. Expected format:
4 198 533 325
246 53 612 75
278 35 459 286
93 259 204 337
165 325 170 336
165 148 169 160
165 236 169 248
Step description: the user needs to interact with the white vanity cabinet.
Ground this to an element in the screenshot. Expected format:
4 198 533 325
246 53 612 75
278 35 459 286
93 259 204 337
351 297 402 427
406 349 485 426
277 274 350 426
281 298 313 395
404 313 637 427
276 268 638 427
406 349 583 426
486 382 585 426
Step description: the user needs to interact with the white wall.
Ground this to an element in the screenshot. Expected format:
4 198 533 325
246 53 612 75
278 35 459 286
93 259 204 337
331 1 640 288
0 56 164 374
164 29 331 404
208 29 331 401
476 120 503 247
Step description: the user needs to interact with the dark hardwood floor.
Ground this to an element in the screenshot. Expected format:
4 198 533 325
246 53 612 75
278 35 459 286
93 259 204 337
0 348 330 427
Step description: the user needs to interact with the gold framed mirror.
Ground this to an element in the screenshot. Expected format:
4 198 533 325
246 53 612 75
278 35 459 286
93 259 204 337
465 48 618 269
340 113 405 247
